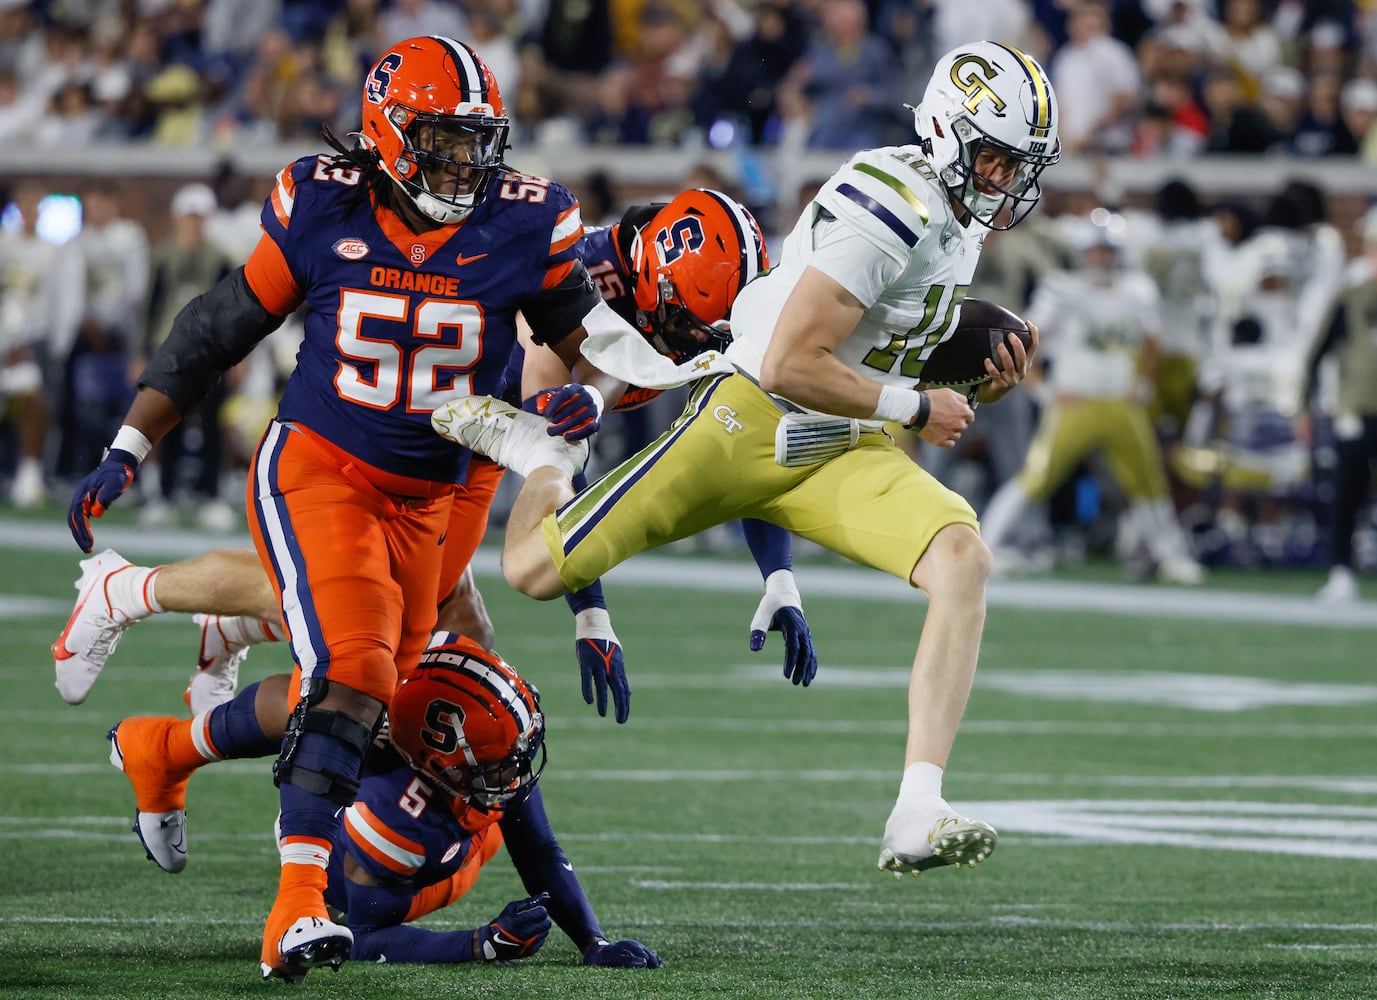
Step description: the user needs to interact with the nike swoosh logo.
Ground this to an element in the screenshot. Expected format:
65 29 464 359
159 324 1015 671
437 532 448 546
53 571 103 661
455 252 489 266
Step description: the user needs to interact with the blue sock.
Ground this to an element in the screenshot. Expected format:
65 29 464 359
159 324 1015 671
205 682 278 759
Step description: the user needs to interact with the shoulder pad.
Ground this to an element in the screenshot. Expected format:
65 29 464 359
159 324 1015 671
261 157 319 231
493 171 584 262
815 149 938 257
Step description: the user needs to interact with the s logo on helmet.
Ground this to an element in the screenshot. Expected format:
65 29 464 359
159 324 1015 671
421 698 465 754
366 52 402 105
655 216 705 266
949 55 1006 117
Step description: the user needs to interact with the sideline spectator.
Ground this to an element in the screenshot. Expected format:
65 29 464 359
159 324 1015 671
1051 1 1142 155
140 183 234 531
62 187 148 478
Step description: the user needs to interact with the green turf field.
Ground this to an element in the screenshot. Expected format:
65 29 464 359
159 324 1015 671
1 519 1375 999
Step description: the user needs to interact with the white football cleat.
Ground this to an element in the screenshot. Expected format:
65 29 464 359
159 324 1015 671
52 549 138 704
261 917 353 983
877 796 997 875
432 394 587 479
184 614 249 714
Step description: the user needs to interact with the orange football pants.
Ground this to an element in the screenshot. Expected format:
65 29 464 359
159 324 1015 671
436 456 504 603
247 420 453 706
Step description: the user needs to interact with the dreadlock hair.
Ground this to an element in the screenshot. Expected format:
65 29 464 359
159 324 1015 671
320 121 394 209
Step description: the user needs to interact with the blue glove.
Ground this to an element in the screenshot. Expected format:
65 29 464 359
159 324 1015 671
749 569 817 687
68 448 140 553
475 893 551 963
528 383 604 441
574 608 630 724
583 937 662 968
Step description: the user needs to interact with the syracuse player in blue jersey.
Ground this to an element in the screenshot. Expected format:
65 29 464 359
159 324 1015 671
69 36 625 982
337 634 657 966
109 634 659 967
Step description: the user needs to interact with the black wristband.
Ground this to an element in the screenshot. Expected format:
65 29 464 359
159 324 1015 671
906 391 931 430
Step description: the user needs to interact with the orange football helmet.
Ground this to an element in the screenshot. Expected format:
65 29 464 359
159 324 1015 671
360 36 510 224
631 188 769 359
388 633 544 808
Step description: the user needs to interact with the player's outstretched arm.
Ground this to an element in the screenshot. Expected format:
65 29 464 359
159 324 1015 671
343 893 557 966
70 264 288 552
741 519 817 687
340 861 552 965
502 786 660 968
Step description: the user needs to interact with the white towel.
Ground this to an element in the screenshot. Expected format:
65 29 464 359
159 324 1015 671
579 300 736 390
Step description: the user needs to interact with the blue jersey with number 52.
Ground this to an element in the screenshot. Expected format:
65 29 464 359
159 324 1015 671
259 155 584 483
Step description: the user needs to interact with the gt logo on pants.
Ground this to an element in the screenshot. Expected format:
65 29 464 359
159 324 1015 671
714 405 743 434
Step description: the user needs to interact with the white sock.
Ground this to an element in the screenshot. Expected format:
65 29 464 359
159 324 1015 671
496 415 587 480
897 761 944 802
15 457 42 483
108 565 164 620
1135 498 1193 564
214 614 285 648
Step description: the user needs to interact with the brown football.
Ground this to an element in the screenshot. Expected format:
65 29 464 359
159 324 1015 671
918 298 1032 388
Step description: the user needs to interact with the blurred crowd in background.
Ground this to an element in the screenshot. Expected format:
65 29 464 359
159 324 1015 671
1 0 1375 600
0 0 1376 159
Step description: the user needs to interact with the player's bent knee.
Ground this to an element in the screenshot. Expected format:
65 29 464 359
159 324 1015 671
912 523 991 594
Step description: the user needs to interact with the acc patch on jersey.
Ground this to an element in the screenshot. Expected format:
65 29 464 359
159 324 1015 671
920 298 1031 387
333 238 370 261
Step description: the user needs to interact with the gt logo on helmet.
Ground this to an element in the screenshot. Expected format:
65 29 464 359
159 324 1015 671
949 55 1006 117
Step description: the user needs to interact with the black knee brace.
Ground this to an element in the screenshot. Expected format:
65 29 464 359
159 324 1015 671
273 681 377 806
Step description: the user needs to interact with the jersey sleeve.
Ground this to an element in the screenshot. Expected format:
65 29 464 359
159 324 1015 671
251 157 316 306
814 153 934 269
806 212 906 309
342 800 430 882
242 234 303 317
542 180 585 289
259 158 313 246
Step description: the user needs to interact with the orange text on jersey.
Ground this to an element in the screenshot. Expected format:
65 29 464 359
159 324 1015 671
370 267 463 297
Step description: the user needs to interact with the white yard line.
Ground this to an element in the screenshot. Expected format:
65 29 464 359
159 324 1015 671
4 518 1375 629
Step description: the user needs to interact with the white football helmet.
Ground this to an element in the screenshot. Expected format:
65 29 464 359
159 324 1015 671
910 41 1061 230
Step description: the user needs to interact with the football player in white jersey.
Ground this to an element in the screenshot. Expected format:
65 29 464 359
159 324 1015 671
981 213 1204 584
433 40 1057 877
1123 181 1225 440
